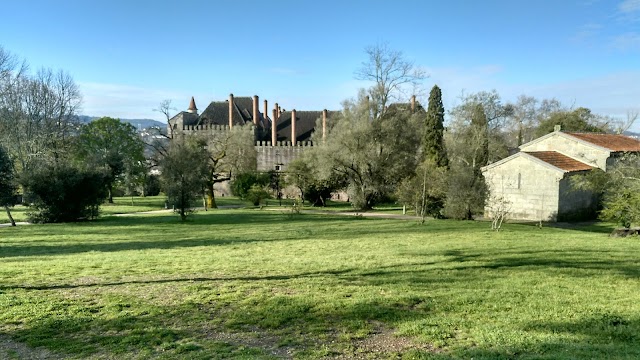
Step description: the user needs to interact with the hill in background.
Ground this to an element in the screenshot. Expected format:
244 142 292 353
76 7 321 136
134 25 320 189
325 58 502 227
77 115 165 130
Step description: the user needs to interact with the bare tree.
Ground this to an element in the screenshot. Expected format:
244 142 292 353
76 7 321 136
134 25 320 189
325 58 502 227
154 99 176 136
0 66 81 171
354 43 426 119
614 110 639 134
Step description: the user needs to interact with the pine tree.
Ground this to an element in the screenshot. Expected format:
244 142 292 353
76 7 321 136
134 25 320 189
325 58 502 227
424 85 448 168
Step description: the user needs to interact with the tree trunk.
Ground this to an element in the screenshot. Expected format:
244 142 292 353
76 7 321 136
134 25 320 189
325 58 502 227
207 182 218 209
5 206 16 227
108 184 114 203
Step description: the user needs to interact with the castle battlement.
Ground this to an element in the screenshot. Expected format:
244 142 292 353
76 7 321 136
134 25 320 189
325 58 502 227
255 141 314 147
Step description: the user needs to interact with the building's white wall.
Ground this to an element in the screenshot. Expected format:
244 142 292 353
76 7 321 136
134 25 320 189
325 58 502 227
484 156 562 221
520 133 610 170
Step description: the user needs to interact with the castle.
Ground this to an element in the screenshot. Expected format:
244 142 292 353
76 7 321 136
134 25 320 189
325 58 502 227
168 94 334 171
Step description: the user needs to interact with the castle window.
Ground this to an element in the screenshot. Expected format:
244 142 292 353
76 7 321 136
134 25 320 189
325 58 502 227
275 165 281 171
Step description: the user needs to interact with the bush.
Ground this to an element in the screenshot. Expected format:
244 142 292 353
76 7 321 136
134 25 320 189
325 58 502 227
231 172 270 199
144 174 161 196
21 162 108 223
246 184 270 206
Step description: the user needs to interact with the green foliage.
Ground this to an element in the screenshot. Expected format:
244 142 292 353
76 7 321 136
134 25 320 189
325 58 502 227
20 162 108 223
230 172 270 199
143 174 161 196
470 103 489 173
245 184 270 206
287 158 344 207
312 92 421 210
444 162 488 220
423 85 448 168
396 159 448 220
0 145 17 207
535 107 607 137
160 138 208 221
74 117 145 203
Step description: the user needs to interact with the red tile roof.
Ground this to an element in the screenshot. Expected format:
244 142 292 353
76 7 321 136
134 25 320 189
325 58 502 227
525 151 594 172
566 133 640 152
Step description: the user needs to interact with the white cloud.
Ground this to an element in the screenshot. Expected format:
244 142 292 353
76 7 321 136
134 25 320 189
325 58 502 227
611 32 640 51
618 0 640 13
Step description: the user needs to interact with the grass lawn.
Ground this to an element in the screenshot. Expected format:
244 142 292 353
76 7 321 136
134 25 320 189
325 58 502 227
1 210 639 359
0 195 252 224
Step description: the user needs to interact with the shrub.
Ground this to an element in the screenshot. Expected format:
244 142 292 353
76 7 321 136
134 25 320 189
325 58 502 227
21 162 108 223
144 174 161 196
231 172 270 199
246 184 270 206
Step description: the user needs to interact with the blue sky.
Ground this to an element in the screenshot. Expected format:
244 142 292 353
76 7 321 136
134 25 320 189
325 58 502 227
1 0 638 129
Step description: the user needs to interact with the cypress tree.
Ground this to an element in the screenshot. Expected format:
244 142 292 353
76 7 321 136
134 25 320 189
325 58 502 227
424 85 448 168
471 103 489 174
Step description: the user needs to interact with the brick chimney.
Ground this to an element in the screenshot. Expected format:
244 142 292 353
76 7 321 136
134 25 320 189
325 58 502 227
411 95 416 113
263 99 268 125
322 109 328 142
272 109 278 144
274 102 279 120
291 109 297 145
252 95 259 125
228 93 234 128
278 105 282 118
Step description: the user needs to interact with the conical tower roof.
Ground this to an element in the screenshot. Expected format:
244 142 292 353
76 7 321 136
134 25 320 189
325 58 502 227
188 96 198 112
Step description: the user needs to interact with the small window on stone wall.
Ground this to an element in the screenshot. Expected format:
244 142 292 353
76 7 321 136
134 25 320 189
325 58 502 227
275 165 281 171
517 173 521 189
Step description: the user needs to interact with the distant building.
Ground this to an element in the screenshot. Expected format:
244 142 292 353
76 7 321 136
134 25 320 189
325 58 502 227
168 94 335 171
482 129 640 221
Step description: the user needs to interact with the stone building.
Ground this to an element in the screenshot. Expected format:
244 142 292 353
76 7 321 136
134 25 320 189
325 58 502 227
482 129 640 221
168 94 333 171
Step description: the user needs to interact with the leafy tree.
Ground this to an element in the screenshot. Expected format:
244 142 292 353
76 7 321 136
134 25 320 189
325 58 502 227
470 104 489 175
21 162 108 223
576 155 640 228
535 107 607 137
160 137 208 221
0 145 18 226
397 159 448 222
143 174 161 196
74 117 145 203
312 92 421 210
287 157 344 207
444 162 488 220
423 85 448 168
445 99 492 220
199 125 257 209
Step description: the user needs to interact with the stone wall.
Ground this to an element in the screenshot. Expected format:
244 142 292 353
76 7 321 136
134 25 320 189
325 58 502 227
484 155 562 221
520 133 610 170
255 141 312 171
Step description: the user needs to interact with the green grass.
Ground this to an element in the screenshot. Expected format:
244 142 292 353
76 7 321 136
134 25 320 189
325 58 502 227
1 210 639 359
0 195 252 224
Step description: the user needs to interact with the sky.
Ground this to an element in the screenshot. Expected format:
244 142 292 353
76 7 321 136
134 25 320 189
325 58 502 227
1 0 639 129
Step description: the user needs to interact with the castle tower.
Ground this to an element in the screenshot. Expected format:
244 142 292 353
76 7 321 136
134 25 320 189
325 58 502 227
187 96 198 115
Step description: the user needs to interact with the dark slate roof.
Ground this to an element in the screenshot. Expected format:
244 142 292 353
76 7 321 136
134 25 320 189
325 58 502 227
386 101 425 114
273 110 335 142
566 132 640 152
199 97 269 128
525 151 594 172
